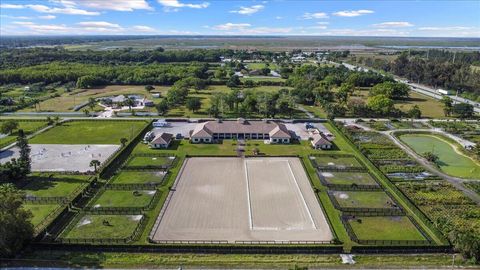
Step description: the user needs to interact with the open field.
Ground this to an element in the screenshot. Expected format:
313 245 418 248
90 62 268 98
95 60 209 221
90 190 156 208
125 156 175 167
20 174 89 198
400 133 480 179
23 204 62 226
394 92 446 118
109 171 166 185
0 144 119 172
319 171 378 186
30 120 148 144
62 214 143 239
331 191 397 209
152 157 333 243
310 155 362 168
0 120 47 146
347 216 426 241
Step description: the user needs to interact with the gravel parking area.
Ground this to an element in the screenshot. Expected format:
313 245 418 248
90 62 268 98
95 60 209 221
0 144 119 172
285 122 332 140
152 157 333 243
151 122 198 138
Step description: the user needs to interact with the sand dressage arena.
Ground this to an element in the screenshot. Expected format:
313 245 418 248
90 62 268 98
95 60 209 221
152 157 333 243
0 144 120 172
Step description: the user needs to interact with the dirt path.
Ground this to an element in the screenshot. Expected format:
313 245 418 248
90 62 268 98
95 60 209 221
383 130 480 204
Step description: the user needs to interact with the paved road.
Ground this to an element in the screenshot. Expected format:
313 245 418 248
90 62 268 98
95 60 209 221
340 62 480 114
383 129 480 204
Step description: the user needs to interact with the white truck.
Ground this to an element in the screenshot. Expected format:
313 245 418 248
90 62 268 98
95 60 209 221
437 89 455 95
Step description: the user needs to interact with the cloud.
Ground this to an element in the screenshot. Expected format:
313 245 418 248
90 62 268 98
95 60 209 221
76 21 121 28
275 16 283 20
416 26 479 37
132 25 157 32
373 22 414 28
1 3 101 15
212 23 291 34
0 15 32 20
12 21 70 33
317 22 329 25
418 26 472 31
212 23 251 31
230 5 264 15
0 4 24 9
333 10 374 17
157 0 209 11
73 0 152 11
302 12 329 19
38 15 56 20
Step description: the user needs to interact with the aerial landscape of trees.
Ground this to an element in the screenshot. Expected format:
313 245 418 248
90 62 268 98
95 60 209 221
355 50 480 101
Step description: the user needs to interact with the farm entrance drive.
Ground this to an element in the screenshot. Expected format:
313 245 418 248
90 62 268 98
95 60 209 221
152 157 333 243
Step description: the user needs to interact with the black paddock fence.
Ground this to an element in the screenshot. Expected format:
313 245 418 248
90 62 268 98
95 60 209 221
327 191 405 215
28 243 344 254
340 215 434 246
350 245 452 254
317 171 383 191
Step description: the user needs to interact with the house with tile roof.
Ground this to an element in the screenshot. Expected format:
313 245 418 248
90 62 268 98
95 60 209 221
149 133 173 149
190 119 292 144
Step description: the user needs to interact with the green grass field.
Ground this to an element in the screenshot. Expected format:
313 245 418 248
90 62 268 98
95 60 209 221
0 120 47 146
63 214 142 239
125 156 174 167
110 171 166 185
22 174 89 198
320 171 378 186
30 120 148 144
332 191 396 208
310 155 362 168
90 190 156 208
23 204 62 226
348 216 426 241
400 134 480 179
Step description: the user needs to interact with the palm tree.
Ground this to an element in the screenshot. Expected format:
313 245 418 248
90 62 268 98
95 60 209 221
89 160 101 172
83 109 90 116
124 98 135 112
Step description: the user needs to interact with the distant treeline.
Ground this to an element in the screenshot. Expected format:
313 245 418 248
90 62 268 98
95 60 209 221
0 62 208 87
356 50 480 99
0 48 232 68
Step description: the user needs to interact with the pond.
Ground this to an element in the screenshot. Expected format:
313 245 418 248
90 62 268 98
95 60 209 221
400 133 480 179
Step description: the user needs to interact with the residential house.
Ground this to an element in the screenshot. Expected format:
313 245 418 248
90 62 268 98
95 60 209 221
150 133 173 149
311 132 333 150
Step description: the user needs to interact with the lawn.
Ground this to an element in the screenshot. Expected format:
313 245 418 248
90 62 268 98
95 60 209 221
0 120 47 146
332 191 396 208
90 190 157 208
110 171 166 185
348 216 426 241
22 174 89 198
23 204 62 226
63 214 143 239
400 133 480 179
319 171 378 186
125 156 175 167
29 120 148 144
394 92 445 119
310 155 362 168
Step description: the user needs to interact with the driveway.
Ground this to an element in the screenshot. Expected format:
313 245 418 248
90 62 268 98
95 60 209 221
151 122 198 138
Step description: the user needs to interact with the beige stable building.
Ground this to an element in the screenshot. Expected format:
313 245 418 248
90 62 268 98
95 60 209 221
190 119 292 144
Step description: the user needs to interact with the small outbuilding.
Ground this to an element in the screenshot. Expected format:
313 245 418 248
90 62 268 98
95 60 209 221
150 133 173 149
311 133 333 150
